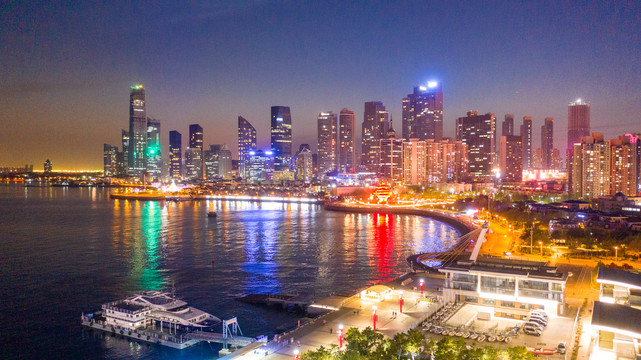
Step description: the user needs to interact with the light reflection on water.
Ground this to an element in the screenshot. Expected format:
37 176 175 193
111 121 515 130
0 186 460 359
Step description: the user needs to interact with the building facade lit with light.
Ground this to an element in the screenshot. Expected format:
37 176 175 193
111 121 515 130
502 114 514 137
128 84 147 176
402 82 443 141
317 111 337 180
572 133 610 199
402 139 426 185
440 256 568 317
456 111 495 182
521 116 533 170
185 148 203 181
568 99 591 192
247 150 275 182
238 116 256 179
296 147 314 183
270 106 292 172
103 144 118 176
379 126 403 181
541 117 554 169
361 101 389 172
425 138 468 184
121 129 129 173
169 131 182 179
338 108 355 173
499 135 523 183
609 134 639 196
204 144 231 180
146 117 161 179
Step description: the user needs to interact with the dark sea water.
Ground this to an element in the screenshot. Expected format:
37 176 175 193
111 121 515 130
0 185 459 359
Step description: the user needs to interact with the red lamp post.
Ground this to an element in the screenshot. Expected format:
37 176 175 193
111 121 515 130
372 305 378 330
419 278 425 298
398 290 404 313
337 323 344 348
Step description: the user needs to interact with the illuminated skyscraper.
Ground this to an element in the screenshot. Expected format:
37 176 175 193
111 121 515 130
402 139 426 185
104 144 118 176
296 146 314 183
146 117 161 179
189 124 203 150
402 82 443 141
456 111 496 182
238 116 256 178
379 124 403 181
317 112 337 179
610 135 639 196
541 117 554 169
521 116 532 170
186 124 203 180
425 139 468 184
361 101 389 172
572 133 610 199
169 131 182 179
121 129 129 172
338 108 355 173
271 106 292 171
567 99 591 192
502 114 514 137
128 84 147 176
499 135 523 183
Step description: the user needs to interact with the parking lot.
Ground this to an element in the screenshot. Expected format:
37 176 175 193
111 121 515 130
423 304 575 358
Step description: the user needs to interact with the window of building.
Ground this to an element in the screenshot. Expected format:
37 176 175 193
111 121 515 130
465 296 478 303
551 282 563 291
501 301 515 308
482 298 496 305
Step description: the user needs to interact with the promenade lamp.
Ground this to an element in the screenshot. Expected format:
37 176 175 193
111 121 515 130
539 241 543 256
419 279 425 298
399 290 404 313
293 348 300 360
615 246 618 262
337 324 344 348
372 305 378 330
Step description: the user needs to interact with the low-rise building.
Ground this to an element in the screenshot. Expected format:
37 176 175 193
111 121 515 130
440 256 568 317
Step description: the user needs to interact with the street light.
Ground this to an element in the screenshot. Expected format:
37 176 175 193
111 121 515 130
372 305 378 330
539 241 543 255
615 246 618 262
337 324 344 348
398 290 404 313
419 278 425 298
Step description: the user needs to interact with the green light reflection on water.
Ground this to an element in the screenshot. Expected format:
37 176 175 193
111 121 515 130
130 201 165 291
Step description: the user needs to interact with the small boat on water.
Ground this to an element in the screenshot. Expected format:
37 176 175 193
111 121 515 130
208 211 217 218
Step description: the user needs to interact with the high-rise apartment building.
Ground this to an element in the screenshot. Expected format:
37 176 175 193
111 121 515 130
456 111 495 182
520 116 533 170
146 117 161 179
402 82 443 141
610 135 639 196
572 133 610 199
271 106 292 171
121 129 129 172
425 139 468 184
550 148 562 170
361 101 389 172
238 116 257 178
499 135 523 183
104 144 118 176
128 84 147 176
379 126 403 181
189 124 203 150
317 112 337 179
169 131 182 179
502 114 514 137
403 139 426 185
541 117 554 169
204 145 232 180
567 99 591 192
185 124 203 180
532 148 543 169
296 146 314 183
338 108 355 173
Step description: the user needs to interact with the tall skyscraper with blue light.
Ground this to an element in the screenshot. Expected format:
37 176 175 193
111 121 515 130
238 116 257 178
402 82 443 141
270 106 292 171
146 117 161 179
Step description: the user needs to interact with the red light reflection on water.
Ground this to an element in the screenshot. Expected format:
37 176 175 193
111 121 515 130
370 213 395 281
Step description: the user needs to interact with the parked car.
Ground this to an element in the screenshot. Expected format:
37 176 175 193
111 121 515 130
529 314 548 326
557 342 566 354
528 317 547 328
523 324 542 336
530 309 548 318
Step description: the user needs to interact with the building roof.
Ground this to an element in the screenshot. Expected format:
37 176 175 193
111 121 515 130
597 267 641 289
363 285 392 294
440 256 567 281
591 301 641 337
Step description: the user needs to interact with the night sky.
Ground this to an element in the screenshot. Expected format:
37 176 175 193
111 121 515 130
2 1 640 169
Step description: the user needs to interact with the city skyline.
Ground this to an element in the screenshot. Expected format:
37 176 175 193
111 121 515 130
2 1 640 169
